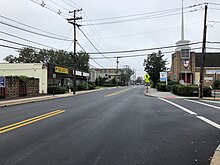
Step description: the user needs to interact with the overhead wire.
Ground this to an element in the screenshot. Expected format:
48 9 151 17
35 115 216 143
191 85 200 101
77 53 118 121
0 38 41 50
77 42 105 68
30 0 71 17
82 11 115 56
0 21 73 41
87 42 202 55
82 4 204 26
78 27 114 61
0 30 58 49
0 14 72 40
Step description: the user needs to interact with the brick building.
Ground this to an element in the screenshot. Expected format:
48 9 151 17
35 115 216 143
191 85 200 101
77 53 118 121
170 51 220 86
170 2 220 87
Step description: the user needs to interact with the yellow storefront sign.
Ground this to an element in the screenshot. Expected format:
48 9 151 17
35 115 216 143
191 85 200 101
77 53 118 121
55 66 68 74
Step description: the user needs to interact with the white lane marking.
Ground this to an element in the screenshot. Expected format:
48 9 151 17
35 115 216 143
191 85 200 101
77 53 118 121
159 98 197 115
185 99 220 110
159 98 220 130
203 100 220 104
197 116 220 130
216 144 220 151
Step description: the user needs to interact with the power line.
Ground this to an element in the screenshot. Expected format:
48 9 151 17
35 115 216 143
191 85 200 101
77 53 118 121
0 38 41 50
77 42 105 68
0 14 72 40
78 27 114 61
83 3 204 22
47 0 70 11
82 11 115 55
82 6 203 26
90 47 203 59
30 0 71 17
0 44 20 50
0 21 73 41
88 42 202 55
59 0 79 9
0 30 57 49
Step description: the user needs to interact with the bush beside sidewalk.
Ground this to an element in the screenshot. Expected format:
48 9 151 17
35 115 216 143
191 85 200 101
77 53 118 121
145 86 220 100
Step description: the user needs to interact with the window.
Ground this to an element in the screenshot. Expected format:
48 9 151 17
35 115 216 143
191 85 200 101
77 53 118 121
181 49 190 59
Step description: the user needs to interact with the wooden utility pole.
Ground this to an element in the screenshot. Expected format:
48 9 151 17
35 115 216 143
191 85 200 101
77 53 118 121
199 5 208 99
67 9 82 94
116 56 121 87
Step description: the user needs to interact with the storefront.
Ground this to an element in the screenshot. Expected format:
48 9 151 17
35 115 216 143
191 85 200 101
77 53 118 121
47 63 88 89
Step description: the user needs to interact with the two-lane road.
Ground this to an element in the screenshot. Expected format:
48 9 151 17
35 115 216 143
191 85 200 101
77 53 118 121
0 86 219 165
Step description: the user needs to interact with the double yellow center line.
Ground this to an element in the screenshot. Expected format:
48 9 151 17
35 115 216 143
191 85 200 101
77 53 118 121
0 110 65 134
105 88 131 97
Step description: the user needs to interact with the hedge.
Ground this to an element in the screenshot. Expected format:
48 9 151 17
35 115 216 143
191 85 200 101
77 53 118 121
171 84 211 97
48 85 67 94
77 82 96 90
213 80 220 89
156 83 170 92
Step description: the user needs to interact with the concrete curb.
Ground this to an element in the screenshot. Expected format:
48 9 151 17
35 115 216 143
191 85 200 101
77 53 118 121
0 88 104 108
210 145 220 165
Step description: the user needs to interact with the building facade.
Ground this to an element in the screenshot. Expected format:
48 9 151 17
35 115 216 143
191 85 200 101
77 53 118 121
0 63 89 94
90 68 122 83
170 52 220 86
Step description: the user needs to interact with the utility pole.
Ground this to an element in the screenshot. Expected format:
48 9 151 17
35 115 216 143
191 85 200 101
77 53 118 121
199 4 208 99
116 56 121 87
67 9 82 94
124 65 129 86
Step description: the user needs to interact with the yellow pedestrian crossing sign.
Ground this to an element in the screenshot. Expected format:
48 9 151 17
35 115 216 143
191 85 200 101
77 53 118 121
144 73 150 83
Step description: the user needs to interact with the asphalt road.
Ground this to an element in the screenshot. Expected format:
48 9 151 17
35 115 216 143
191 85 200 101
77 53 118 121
0 86 219 165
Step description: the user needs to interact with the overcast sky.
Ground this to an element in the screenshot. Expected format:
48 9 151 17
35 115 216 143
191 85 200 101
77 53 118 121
1 0 220 77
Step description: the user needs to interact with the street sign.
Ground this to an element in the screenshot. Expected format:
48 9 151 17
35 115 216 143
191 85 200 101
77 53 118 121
0 77 5 87
160 72 167 82
144 73 150 83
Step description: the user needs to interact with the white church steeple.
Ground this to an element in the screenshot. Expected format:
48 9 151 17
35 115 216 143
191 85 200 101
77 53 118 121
176 0 190 53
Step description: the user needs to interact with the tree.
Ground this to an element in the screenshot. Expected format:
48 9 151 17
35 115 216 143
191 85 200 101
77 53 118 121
3 54 17 63
4 47 90 72
120 67 134 85
143 51 166 87
136 76 143 84
76 51 90 72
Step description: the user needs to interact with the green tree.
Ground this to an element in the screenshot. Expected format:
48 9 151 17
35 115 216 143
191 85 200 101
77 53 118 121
76 51 90 72
136 76 143 84
4 48 39 63
4 47 90 72
3 54 17 63
120 67 134 85
143 51 166 87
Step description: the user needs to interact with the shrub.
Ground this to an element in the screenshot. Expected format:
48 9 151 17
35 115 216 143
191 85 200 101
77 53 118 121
213 80 220 89
157 83 170 92
48 85 67 94
77 82 96 90
203 86 212 97
171 85 211 97
168 81 179 86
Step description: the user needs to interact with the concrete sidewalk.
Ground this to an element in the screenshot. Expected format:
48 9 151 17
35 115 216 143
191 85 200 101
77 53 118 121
144 87 194 99
144 87 220 101
0 88 104 107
